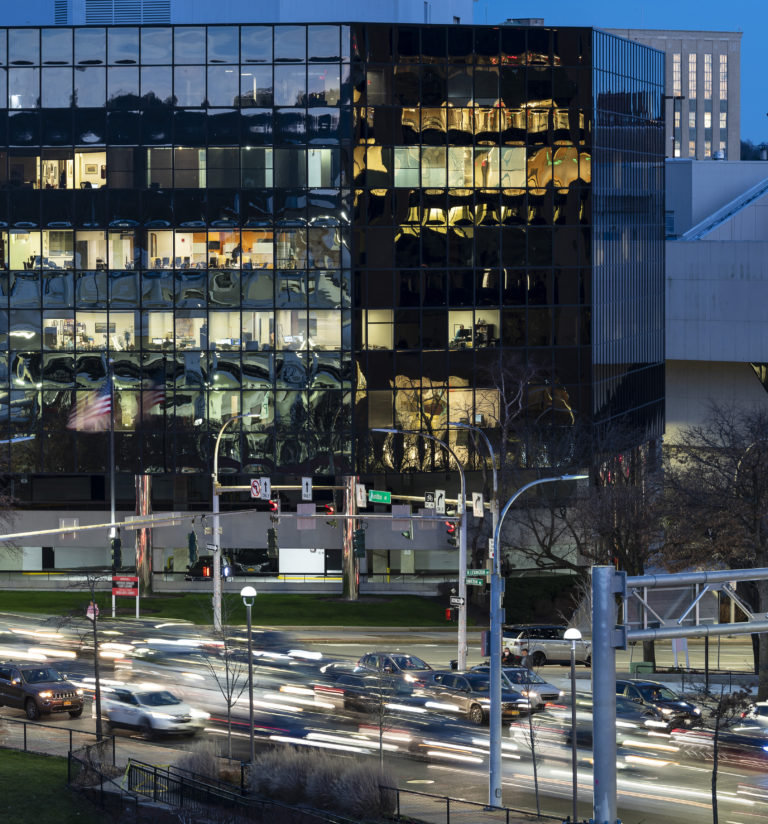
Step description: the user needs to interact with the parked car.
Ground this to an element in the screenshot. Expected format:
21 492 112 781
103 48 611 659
547 691 667 726
101 685 209 738
420 670 529 725
502 624 591 666
471 664 563 709
185 555 238 581
0 661 84 720
616 679 701 728
356 652 433 688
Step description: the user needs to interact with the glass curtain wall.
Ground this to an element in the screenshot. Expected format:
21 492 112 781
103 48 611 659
0 24 352 480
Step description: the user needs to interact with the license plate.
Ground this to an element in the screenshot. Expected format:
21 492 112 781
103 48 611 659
63 701 72 706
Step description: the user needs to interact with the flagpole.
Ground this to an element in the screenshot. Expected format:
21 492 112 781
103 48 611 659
108 357 116 540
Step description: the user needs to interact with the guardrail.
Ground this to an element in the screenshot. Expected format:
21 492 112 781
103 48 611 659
383 785 562 823
0 715 115 765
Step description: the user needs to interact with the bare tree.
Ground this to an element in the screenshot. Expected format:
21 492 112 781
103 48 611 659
664 403 768 697
199 597 250 762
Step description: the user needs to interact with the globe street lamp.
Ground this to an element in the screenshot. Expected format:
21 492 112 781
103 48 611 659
373 427 469 669
564 626 583 824
240 585 257 765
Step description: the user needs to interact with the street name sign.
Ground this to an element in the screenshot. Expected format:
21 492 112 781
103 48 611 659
368 489 391 504
467 568 489 576
466 578 485 587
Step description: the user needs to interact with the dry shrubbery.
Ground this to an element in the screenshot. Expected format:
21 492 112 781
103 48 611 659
251 746 396 820
173 738 224 781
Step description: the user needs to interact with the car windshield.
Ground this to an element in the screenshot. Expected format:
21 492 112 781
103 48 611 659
136 691 182 707
391 655 429 671
465 675 491 691
503 669 546 685
21 667 65 683
638 685 678 702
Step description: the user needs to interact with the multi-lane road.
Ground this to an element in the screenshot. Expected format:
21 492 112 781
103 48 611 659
1 613 766 823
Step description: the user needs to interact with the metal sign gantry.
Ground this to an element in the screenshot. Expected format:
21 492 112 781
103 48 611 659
592 564 768 824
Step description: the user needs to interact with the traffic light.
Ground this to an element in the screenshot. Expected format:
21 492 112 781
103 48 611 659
401 523 413 540
445 521 458 547
111 535 122 570
267 527 279 558
269 498 281 523
188 531 198 565
324 503 337 527
353 528 366 558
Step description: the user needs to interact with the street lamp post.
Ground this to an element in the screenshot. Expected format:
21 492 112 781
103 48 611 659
373 427 469 670
240 585 257 765
488 473 588 808
564 626 583 824
448 420 498 551
212 413 261 632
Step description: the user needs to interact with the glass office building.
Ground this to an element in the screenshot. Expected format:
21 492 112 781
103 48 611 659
0 23 664 512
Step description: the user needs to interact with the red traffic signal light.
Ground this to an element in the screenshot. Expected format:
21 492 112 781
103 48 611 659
324 503 337 527
445 521 456 534
269 499 279 512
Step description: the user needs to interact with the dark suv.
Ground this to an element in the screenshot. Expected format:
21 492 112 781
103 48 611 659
0 662 84 720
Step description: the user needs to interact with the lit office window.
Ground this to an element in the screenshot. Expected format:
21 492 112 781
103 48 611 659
704 111 711 129
688 54 697 100
673 139 681 158
688 139 696 157
672 53 681 96
719 111 727 129
704 139 711 158
719 54 727 100
704 53 712 100
688 111 695 130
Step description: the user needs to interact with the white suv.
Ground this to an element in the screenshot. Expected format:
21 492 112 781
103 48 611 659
503 625 591 667
101 686 209 738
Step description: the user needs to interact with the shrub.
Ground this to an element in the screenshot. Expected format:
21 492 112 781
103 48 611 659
173 738 221 781
251 746 396 819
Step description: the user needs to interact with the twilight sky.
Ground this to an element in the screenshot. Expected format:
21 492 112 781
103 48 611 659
479 0 766 143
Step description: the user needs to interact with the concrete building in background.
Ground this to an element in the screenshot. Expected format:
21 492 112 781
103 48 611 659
605 28 742 161
665 159 768 440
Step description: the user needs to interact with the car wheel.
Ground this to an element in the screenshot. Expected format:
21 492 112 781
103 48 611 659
469 704 485 726
140 719 156 740
25 699 41 721
68 707 83 719
531 651 546 668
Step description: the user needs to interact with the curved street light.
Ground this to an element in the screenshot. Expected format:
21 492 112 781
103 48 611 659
211 413 261 632
488 473 588 808
372 426 469 670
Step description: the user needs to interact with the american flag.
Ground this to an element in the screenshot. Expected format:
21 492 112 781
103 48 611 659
67 378 112 432
141 371 166 418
